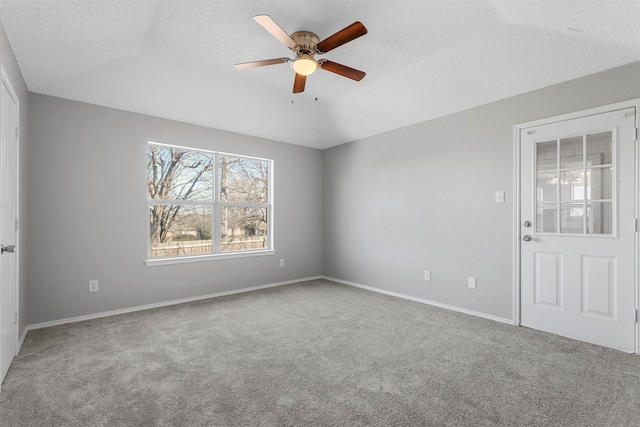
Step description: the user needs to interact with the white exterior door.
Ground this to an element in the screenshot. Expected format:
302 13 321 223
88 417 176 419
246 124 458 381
520 105 637 352
0 71 18 387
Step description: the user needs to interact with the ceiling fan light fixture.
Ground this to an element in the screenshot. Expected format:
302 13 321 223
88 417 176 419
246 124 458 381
292 56 317 76
236 16 368 93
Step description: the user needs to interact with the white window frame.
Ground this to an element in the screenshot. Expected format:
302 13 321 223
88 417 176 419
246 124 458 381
145 142 274 266
532 126 617 238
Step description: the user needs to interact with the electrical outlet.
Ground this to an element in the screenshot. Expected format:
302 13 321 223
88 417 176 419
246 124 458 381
468 277 477 289
279 259 284 267
89 280 99 293
424 270 431 281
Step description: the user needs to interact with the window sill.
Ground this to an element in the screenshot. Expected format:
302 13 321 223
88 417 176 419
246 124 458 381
145 249 275 267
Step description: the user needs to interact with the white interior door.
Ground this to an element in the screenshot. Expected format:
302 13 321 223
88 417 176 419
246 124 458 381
0 72 18 387
520 106 637 352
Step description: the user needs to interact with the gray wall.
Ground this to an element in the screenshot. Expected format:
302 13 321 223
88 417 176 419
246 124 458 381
322 62 640 321
27 94 323 324
0 22 29 338
17 52 640 326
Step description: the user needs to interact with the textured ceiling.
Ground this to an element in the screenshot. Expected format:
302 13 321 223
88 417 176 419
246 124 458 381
0 0 638 149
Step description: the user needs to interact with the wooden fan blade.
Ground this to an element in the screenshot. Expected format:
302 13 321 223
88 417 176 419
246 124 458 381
319 60 366 81
315 21 367 54
253 15 297 49
234 58 290 70
293 73 306 93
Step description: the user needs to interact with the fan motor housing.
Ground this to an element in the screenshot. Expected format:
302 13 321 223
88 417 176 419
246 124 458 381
291 31 320 56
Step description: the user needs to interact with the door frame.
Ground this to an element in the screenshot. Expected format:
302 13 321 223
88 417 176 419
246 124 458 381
513 98 640 355
0 64 20 362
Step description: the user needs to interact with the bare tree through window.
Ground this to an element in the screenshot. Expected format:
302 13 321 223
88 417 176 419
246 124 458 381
147 143 271 258
219 155 269 252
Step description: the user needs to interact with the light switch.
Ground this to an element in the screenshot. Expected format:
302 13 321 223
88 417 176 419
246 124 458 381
495 191 505 203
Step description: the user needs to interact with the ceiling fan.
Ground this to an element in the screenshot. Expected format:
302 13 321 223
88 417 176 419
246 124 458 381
234 15 367 93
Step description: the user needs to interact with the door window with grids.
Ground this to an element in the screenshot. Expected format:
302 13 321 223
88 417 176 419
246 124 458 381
147 142 272 261
535 131 614 236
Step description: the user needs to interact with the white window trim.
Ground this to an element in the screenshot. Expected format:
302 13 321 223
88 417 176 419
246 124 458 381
146 141 274 265
145 249 276 267
532 125 617 238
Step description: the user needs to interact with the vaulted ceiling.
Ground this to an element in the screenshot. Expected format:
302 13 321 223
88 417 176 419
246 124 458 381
1 1 638 149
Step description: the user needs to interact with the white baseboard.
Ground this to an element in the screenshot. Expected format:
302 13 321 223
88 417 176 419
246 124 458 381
26 276 322 332
323 276 514 325
24 275 512 335
18 326 27 350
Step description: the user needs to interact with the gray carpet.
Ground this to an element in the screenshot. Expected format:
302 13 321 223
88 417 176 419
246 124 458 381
1 279 639 426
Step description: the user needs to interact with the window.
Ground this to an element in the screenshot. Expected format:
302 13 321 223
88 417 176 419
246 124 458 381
147 142 272 263
534 130 614 236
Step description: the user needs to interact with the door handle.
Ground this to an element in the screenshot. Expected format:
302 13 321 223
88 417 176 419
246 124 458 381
1 244 15 254
522 235 532 242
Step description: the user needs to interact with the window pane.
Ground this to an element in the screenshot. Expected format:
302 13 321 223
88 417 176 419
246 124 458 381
536 204 557 233
536 140 557 171
148 145 213 201
585 167 612 200
586 132 612 165
559 136 583 169
220 207 268 253
586 202 612 235
537 172 557 202
219 156 268 203
559 171 585 201
560 203 583 234
149 205 213 257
